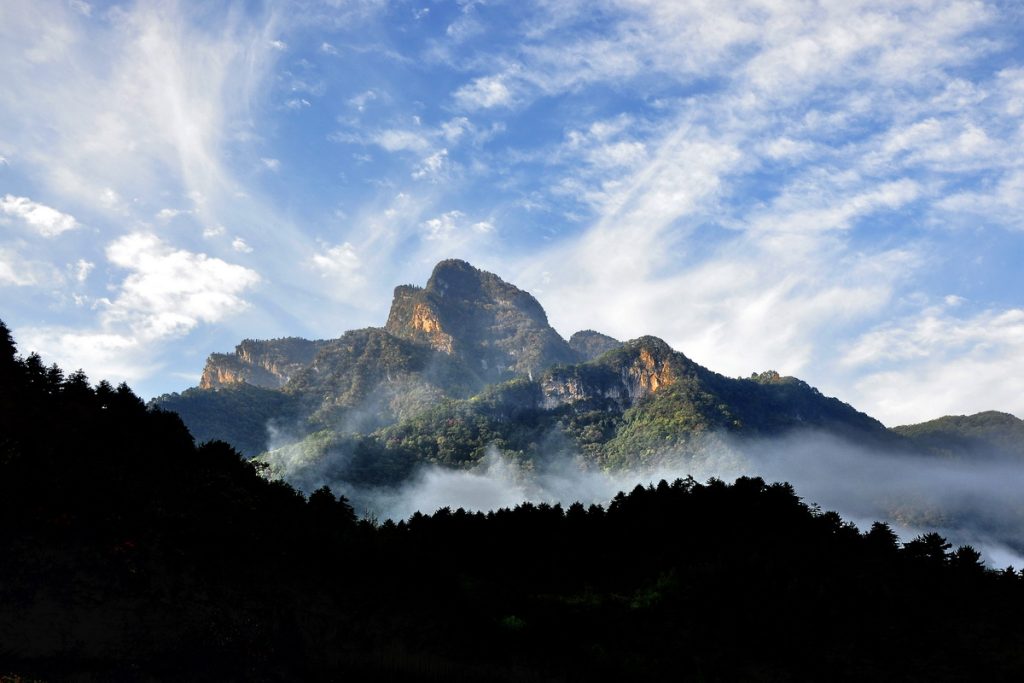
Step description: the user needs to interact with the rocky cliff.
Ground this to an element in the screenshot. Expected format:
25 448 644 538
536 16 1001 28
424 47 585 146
200 337 327 390
539 336 684 410
283 327 481 429
385 259 577 380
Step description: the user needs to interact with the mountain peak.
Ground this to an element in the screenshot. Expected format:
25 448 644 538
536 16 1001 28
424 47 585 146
385 259 574 380
426 258 477 288
569 330 622 361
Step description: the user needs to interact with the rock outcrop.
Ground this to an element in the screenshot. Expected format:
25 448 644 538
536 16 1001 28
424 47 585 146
200 338 327 390
283 327 480 427
539 336 683 410
385 259 577 381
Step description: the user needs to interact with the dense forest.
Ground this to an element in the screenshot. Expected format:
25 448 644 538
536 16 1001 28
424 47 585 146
2 319 1024 681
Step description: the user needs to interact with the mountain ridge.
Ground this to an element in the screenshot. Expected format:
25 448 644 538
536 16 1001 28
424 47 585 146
155 259 946 487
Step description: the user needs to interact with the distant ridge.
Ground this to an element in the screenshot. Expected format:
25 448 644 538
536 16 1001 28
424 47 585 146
893 411 1024 460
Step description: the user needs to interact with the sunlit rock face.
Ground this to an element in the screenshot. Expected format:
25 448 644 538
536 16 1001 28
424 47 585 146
539 336 682 410
200 338 326 390
385 259 577 381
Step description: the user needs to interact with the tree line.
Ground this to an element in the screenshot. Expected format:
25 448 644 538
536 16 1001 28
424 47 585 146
1 320 1022 681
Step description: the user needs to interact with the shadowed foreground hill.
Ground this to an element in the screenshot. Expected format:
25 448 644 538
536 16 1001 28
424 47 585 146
2 320 1024 682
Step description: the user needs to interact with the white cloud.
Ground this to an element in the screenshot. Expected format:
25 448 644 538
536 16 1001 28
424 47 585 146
585 140 647 169
320 41 338 55
412 149 449 180
14 233 258 384
843 305 1024 425
421 210 464 240
453 75 513 109
348 90 377 112
17 328 150 382
761 137 817 161
747 179 922 234
936 170 1024 230
0 2 285 221
231 236 253 253
98 187 120 208
370 129 432 153
261 157 281 171
202 224 226 238
103 232 260 338
864 118 1007 173
440 116 471 142
156 207 189 221
0 248 51 287
268 39 287 51
446 15 483 41
1 194 79 237
74 258 94 283
310 242 363 287
285 98 311 110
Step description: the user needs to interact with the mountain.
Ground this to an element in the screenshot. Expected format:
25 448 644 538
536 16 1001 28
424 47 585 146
201 337 328 389
155 259 903 488
328 335 893 479
893 411 1024 460
385 258 578 380
568 329 623 361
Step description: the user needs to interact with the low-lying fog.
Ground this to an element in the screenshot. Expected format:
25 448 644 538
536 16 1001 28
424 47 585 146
261 430 1024 569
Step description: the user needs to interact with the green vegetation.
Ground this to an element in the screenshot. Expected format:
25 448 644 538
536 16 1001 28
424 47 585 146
151 383 306 456
568 329 623 361
894 411 1024 459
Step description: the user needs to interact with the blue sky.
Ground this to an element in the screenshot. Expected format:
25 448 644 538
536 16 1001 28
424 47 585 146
1 0 1023 425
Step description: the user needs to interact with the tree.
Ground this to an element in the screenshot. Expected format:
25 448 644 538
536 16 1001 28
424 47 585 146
308 485 357 530
864 522 900 554
949 545 985 574
904 532 952 566
0 319 16 365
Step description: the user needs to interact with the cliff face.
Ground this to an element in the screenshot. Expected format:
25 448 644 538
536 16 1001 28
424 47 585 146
385 259 577 381
539 336 683 410
200 338 327 390
284 327 480 428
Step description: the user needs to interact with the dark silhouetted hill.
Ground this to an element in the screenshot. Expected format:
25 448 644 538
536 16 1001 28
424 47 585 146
2 317 1024 681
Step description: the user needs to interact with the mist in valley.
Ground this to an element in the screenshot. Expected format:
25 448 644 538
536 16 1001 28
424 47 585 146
260 426 1024 569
